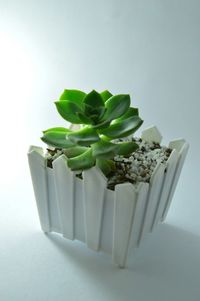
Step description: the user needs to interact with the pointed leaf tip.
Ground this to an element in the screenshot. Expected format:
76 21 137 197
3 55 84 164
100 90 113 102
100 116 143 138
83 90 104 111
59 89 86 106
55 100 83 124
100 94 130 123
41 129 75 148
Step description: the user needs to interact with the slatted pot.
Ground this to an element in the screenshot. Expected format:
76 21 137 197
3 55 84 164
28 126 189 268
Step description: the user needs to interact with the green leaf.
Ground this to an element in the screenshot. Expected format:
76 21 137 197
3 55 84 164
100 116 143 138
68 126 100 146
91 140 119 159
92 119 111 130
67 149 95 170
42 127 71 134
83 104 106 124
116 142 139 156
59 89 86 107
83 90 106 122
55 100 83 123
41 130 75 148
64 146 89 158
84 103 101 118
115 107 139 123
76 112 93 124
97 106 107 120
96 159 116 176
100 90 113 102
100 94 130 123
83 90 104 108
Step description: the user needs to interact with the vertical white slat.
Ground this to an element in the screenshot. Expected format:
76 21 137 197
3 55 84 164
28 146 50 233
74 176 85 242
139 163 165 243
151 149 179 231
83 167 107 251
112 183 137 268
100 189 115 254
52 155 75 240
46 167 62 233
128 182 149 251
162 140 189 221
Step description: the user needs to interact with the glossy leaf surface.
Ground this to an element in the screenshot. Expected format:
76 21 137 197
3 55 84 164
115 107 139 122
101 94 130 122
100 90 113 102
41 129 75 148
83 90 104 108
116 141 139 155
68 126 100 146
77 112 93 124
43 127 71 134
92 140 119 159
59 89 86 107
64 146 89 158
67 149 95 170
100 116 143 138
55 100 83 123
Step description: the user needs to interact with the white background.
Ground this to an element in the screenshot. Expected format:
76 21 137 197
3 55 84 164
0 1 200 300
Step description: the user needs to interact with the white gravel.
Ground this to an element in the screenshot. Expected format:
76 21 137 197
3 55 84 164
107 137 172 190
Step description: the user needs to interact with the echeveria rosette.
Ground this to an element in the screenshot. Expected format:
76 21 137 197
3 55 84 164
41 89 143 175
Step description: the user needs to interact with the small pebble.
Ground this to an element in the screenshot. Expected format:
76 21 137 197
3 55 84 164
107 137 172 190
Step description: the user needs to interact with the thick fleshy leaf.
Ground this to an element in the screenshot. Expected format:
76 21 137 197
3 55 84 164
83 105 106 124
68 126 100 146
64 146 89 158
83 90 105 122
76 112 93 124
43 127 71 134
100 94 130 123
100 116 143 138
59 89 86 107
96 159 116 176
92 119 111 130
116 141 139 156
92 140 119 159
83 90 104 108
55 100 83 123
97 106 107 120
41 130 75 148
67 149 95 170
115 107 139 123
84 103 104 121
100 90 113 102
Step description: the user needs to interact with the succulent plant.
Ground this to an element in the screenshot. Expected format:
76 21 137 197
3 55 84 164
41 89 143 175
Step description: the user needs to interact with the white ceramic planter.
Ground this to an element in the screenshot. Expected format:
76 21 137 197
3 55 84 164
28 126 189 268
